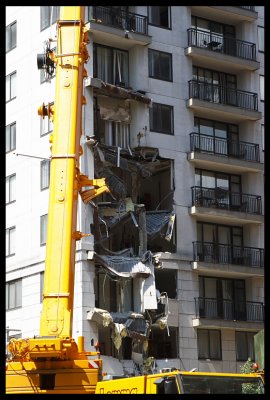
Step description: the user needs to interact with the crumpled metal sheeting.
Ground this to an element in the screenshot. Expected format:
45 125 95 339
94 253 152 279
146 211 175 237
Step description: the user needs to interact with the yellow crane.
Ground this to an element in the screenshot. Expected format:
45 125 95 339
6 6 109 394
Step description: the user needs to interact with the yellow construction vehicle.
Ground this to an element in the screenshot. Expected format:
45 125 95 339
95 369 264 394
6 6 265 395
6 6 109 394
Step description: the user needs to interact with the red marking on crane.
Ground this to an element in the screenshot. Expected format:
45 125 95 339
88 361 99 369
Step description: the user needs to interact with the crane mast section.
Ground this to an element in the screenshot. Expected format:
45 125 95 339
40 7 88 339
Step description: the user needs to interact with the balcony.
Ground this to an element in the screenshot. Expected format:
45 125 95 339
195 297 264 322
188 133 263 174
190 6 258 24
193 241 264 269
88 6 151 49
185 29 259 72
190 186 263 225
187 81 261 123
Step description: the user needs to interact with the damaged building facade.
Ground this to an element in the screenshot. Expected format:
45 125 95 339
6 6 264 376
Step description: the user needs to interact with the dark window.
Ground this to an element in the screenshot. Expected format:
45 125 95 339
199 276 246 321
40 160 50 190
155 269 177 299
150 103 174 134
93 44 129 87
148 326 178 359
197 329 221 360
148 6 171 29
6 279 22 310
149 49 172 81
6 174 16 204
6 122 16 153
6 71 16 102
6 21 17 52
236 331 256 361
258 26 264 53
40 6 60 31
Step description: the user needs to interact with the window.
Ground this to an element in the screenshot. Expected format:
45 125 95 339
148 6 171 29
93 44 129 87
198 276 246 320
259 75 264 101
6 174 16 204
149 49 172 81
6 21 17 52
194 117 239 156
40 6 60 31
6 226 15 257
95 271 133 312
6 279 22 310
150 102 174 134
258 26 264 52
40 214 48 246
236 331 256 361
40 114 53 135
155 269 177 299
40 160 50 190
40 272 44 303
148 326 178 359
261 124 264 152
6 122 16 153
6 71 16 102
197 329 221 360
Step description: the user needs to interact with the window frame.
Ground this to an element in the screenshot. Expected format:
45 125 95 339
6 122 16 153
148 48 173 82
40 214 48 246
6 279 22 310
259 75 264 102
148 6 171 29
6 20 17 53
6 226 16 257
40 159 51 190
197 329 222 360
40 272 44 303
261 124 264 152
150 102 174 135
6 174 16 205
235 331 256 361
93 43 129 87
257 26 264 53
6 71 17 103
40 6 60 31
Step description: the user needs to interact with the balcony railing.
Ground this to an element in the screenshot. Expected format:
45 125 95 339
194 297 264 322
191 186 262 215
188 80 258 111
92 6 148 35
190 133 260 162
193 241 264 268
187 28 256 61
234 6 256 12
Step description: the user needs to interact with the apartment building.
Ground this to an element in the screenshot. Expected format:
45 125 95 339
6 6 264 375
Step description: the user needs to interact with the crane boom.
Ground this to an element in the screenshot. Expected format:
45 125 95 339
6 6 108 393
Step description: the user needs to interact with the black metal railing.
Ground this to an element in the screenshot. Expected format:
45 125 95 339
193 241 264 268
194 297 264 322
190 133 260 162
187 28 256 61
92 6 148 35
188 80 258 111
235 6 256 12
191 186 262 215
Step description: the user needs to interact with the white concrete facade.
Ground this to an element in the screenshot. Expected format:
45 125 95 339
6 6 264 375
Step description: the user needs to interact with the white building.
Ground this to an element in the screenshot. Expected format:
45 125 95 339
6 6 264 375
